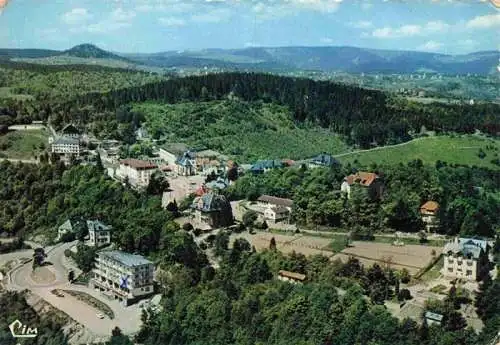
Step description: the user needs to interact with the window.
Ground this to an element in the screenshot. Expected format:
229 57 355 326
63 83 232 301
145 286 150 292
466 270 473 276
448 268 453 272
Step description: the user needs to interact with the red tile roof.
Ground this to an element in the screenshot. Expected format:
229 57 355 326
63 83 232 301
120 159 157 170
345 172 378 187
421 201 439 213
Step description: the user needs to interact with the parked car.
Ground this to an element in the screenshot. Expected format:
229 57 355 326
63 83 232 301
96 312 104 319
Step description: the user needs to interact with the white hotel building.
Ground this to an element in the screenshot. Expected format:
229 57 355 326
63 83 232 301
90 251 155 306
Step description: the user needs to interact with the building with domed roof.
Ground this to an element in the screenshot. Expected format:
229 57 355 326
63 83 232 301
191 192 234 228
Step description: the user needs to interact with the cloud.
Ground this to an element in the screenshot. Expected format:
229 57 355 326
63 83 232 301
466 14 500 29
61 8 92 25
136 0 195 14
372 20 449 38
110 8 136 22
350 20 372 29
158 16 186 27
320 37 334 44
70 8 136 34
417 40 442 51
191 8 231 23
361 2 373 10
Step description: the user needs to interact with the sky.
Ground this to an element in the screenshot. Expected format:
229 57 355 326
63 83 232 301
0 0 499 54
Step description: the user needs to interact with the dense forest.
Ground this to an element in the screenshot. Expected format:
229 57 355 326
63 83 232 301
1 71 499 148
225 160 500 238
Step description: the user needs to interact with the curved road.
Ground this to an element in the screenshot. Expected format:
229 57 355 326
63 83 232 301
5 241 142 338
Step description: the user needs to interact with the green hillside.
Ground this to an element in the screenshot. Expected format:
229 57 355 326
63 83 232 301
0 65 163 100
336 135 500 169
133 100 348 162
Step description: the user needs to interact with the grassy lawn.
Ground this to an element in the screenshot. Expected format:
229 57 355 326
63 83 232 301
417 255 444 282
337 135 500 170
134 100 349 163
62 289 115 319
0 130 49 159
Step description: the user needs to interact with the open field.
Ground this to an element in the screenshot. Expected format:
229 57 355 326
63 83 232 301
333 241 443 274
230 232 337 258
0 130 49 159
336 135 500 170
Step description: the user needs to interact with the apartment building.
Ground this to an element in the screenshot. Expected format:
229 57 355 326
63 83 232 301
87 220 112 247
443 237 489 280
116 159 158 187
90 251 155 306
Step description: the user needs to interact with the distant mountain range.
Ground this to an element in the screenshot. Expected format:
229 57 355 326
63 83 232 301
1 43 498 75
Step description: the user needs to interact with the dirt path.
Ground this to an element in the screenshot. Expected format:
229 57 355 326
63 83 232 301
333 137 427 158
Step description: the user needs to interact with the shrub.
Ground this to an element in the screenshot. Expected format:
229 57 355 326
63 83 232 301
400 268 411 284
398 289 412 301
64 249 72 258
182 223 194 231
193 228 202 237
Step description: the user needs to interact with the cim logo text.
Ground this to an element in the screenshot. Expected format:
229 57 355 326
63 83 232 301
9 319 38 338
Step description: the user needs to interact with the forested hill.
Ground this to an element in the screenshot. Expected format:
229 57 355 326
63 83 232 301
44 72 499 148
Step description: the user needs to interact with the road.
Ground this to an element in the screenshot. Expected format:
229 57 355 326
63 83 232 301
4 241 143 338
1 158 39 164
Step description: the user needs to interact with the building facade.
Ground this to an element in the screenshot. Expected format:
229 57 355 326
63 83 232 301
443 237 489 280
263 205 290 223
90 251 154 306
51 137 80 155
116 159 158 187
87 220 112 247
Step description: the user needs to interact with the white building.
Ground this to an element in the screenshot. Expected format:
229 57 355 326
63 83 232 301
263 205 290 223
87 220 112 247
51 137 80 155
116 159 158 187
443 237 489 281
90 251 155 306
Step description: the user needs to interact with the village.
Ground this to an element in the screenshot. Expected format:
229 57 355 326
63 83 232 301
0 120 497 341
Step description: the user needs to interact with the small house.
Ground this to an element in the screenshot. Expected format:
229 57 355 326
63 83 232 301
257 195 293 212
250 160 283 174
278 270 306 284
191 192 234 228
424 311 443 326
308 153 340 168
420 201 439 232
340 171 384 199
87 220 112 247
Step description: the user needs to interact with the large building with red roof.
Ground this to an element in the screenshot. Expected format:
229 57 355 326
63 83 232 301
116 159 158 187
